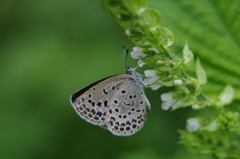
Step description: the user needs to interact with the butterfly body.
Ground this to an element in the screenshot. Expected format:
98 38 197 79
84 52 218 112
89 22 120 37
70 67 150 136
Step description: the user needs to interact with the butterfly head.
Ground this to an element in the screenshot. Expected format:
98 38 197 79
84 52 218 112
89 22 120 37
126 66 145 86
126 66 136 74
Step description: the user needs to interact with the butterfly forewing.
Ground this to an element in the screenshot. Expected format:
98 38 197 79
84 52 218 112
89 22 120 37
70 74 130 126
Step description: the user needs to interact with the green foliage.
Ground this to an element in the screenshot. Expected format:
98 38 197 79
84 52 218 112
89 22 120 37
101 0 240 158
179 130 240 158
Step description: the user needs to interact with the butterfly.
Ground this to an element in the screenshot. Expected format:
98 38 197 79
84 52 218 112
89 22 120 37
70 66 150 136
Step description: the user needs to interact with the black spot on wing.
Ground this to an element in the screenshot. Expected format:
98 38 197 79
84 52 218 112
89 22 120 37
70 75 116 103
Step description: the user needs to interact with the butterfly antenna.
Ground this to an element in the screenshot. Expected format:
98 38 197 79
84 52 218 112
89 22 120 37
123 46 129 70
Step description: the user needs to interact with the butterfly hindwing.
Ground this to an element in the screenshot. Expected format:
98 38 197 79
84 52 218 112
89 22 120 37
105 78 150 136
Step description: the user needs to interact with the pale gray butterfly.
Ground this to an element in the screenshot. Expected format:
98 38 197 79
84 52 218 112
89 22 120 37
70 66 150 136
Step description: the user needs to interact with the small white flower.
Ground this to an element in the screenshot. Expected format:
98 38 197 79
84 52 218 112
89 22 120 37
148 47 159 53
130 47 146 59
138 60 145 67
186 118 201 132
142 70 161 90
156 60 165 65
143 70 160 84
174 79 183 86
160 93 184 110
192 104 201 109
149 85 162 90
125 29 131 36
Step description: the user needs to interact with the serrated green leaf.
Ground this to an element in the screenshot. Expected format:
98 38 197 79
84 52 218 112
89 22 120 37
147 0 240 100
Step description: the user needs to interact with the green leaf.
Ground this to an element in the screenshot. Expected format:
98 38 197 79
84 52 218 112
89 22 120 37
156 27 174 46
140 8 161 26
218 85 234 105
182 42 194 65
196 58 207 84
123 0 147 13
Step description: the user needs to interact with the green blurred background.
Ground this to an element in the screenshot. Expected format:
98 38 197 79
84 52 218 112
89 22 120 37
2 0 235 158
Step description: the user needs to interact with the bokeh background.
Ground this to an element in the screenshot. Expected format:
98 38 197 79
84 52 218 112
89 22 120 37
1 0 238 159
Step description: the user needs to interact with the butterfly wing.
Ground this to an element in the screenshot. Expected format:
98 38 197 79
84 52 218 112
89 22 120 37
70 74 129 126
105 76 150 136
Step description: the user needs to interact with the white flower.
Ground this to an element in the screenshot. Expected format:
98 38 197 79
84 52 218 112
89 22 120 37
174 79 183 86
142 70 161 90
192 104 201 110
138 60 145 67
186 118 201 132
143 70 160 84
160 93 184 110
130 47 146 59
149 85 162 90
125 29 131 36
148 47 159 53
